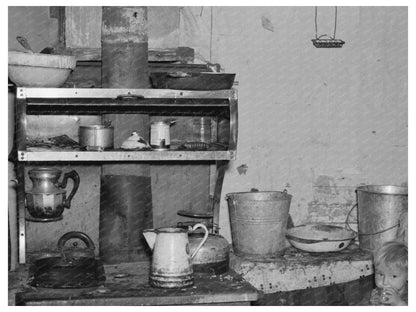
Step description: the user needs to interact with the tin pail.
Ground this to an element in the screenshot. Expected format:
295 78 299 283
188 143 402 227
356 185 407 253
226 190 292 259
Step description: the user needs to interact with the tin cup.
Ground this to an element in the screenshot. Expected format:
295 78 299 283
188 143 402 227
378 287 389 304
150 121 170 150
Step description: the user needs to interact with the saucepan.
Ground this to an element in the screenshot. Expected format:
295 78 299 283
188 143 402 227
79 121 114 151
286 223 356 253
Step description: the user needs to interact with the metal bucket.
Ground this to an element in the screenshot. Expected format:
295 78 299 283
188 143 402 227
226 190 292 259
356 185 407 253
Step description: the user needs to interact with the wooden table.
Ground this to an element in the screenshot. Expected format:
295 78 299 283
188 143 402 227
13 262 258 306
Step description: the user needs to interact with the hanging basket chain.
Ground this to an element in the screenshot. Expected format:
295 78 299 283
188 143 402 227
315 6 339 40
315 6 318 39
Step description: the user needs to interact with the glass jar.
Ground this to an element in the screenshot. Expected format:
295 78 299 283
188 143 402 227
192 117 211 143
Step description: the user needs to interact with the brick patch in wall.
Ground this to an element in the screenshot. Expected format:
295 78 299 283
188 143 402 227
308 175 358 223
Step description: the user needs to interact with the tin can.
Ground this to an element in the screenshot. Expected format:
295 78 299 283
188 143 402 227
150 121 170 150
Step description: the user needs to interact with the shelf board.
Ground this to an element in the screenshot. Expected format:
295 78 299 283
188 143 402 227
17 88 237 100
18 88 236 116
18 150 236 162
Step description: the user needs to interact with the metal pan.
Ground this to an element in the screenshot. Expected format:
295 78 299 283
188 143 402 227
286 223 356 253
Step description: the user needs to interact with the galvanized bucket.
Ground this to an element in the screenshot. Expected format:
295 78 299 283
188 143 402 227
356 185 407 253
226 190 292 259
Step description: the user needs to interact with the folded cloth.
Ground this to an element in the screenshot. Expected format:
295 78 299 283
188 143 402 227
121 132 150 150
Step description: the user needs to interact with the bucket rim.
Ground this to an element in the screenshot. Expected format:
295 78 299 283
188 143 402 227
356 185 407 195
226 190 292 199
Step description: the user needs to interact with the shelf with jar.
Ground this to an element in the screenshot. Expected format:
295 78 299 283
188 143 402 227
15 87 238 162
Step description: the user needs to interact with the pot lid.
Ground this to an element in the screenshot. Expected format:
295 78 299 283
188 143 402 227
79 124 113 129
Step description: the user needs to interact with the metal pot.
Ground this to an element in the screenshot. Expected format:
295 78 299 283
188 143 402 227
79 124 114 151
286 223 356 253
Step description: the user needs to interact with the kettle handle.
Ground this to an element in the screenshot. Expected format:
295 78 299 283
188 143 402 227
57 231 95 251
59 170 80 209
189 223 209 259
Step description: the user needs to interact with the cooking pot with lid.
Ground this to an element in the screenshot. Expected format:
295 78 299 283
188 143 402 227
79 124 114 151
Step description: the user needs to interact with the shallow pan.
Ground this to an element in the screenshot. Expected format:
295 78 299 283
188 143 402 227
286 223 356 253
150 72 235 90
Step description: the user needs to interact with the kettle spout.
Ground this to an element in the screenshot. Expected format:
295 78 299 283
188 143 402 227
143 229 157 250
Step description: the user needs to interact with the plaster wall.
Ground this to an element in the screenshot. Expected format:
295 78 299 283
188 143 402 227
8 6 408 248
179 7 408 241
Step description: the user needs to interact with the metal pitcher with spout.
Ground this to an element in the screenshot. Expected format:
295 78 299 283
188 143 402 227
143 223 208 288
26 167 80 221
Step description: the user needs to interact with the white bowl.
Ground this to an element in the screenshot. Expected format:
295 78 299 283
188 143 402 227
8 51 76 87
286 223 356 253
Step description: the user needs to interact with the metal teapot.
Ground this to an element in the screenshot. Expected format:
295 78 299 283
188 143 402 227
143 223 208 288
26 167 80 221
29 231 105 288
178 221 230 274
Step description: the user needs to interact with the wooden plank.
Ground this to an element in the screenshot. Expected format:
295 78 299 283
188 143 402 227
65 47 195 62
72 61 210 72
65 7 102 49
212 161 228 233
151 164 211 228
18 150 234 162
19 87 236 100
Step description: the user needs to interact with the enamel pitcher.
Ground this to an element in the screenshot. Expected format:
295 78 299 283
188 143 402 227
143 223 208 288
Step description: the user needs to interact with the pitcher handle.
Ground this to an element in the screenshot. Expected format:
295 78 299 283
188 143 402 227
189 223 209 259
60 170 80 209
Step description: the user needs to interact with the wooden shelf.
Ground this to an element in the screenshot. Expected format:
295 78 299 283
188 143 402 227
18 150 236 162
18 88 236 116
13 87 238 265
17 87 236 100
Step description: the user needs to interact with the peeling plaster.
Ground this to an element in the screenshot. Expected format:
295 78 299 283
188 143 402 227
261 15 274 32
237 164 248 175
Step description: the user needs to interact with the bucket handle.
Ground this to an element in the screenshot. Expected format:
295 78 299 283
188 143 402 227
345 204 400 236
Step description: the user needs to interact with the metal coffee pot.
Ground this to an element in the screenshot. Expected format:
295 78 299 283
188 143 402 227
26 167 80 221
143 223 208 288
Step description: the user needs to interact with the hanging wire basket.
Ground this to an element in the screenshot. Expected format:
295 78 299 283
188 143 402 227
312 6 345 48
312 35 345 48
